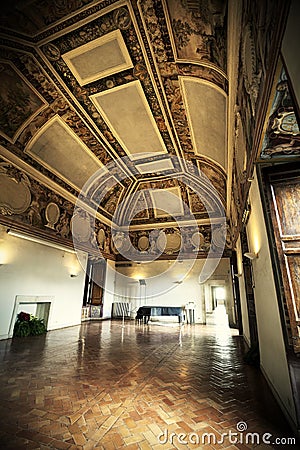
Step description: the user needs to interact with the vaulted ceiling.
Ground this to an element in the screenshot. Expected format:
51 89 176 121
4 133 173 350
0 0 227 219
0 0 294 260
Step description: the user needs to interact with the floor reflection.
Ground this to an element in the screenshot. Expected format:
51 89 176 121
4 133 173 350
0 318 296 449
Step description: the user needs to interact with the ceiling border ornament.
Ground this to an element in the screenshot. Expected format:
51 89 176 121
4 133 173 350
0 1 123 40
241 23 262 118
0 162 31 215
0 156 113 258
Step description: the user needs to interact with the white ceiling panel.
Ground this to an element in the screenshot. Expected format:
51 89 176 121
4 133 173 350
136 158 174 174
25 116 105 191
90 80 168 160
62 30 133 85
150 187 184 217
180 77 227 169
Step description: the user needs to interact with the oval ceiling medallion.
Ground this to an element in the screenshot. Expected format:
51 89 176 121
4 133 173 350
138 235 149 252
157 231 181 254
212 226 226 248
156 231 167 252
97 228 106 247
191 232 205 249
71 214 91 242
0 173 31 215
45 202 60 229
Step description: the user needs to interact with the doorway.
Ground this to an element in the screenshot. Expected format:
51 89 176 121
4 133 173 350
82 260 106 319
211 286 228 326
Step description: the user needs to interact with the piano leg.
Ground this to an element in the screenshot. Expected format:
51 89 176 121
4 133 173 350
135 314 143 324
144 315 150 324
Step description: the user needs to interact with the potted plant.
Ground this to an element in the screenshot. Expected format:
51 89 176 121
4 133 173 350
13 311 47 337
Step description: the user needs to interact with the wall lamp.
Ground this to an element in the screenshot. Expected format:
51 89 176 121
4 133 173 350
244 252 258 260
70 274 78 278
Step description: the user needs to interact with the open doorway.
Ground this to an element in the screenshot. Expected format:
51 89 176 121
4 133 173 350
208 286 228 326
82 260 106 320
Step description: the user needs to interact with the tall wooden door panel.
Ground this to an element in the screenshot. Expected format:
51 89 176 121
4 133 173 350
90 261 106 317
270 176 300 353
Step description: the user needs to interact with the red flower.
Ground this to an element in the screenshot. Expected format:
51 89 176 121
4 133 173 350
17 311 31 322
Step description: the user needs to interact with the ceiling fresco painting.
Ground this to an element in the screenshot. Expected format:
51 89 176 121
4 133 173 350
0 0 290 261
0 61 47 143
164 0 227 70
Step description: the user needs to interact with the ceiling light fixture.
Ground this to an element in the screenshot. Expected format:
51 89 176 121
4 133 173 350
7 229 76 254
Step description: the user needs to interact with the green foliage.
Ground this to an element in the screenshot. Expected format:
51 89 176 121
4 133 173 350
13 311 47 337
28 317 47 336
14 320 31 337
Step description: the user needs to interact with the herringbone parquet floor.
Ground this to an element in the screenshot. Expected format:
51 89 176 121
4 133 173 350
0 311 298 449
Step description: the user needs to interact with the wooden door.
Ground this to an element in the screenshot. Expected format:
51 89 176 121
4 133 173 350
268 166 300 353
241 229 259 347
90 261 106 317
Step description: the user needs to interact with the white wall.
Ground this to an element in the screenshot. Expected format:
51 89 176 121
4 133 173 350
245 169 297 425
0 225 87 339
113 258 232 324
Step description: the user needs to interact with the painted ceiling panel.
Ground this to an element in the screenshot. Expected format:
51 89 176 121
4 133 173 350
136 158 174 174
165 0 227 70
62 30 133 86
0 61 46 142
150 187 184 218
90 80 168 160
25 116 105 191
181 78 227 169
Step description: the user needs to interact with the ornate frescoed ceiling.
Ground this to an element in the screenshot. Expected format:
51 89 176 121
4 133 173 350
0 0 227 223
0 0 291 259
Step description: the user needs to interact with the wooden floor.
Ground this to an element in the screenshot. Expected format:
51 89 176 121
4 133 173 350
0 308 298 449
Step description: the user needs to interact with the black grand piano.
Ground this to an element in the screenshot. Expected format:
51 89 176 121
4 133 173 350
136 306 183 324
